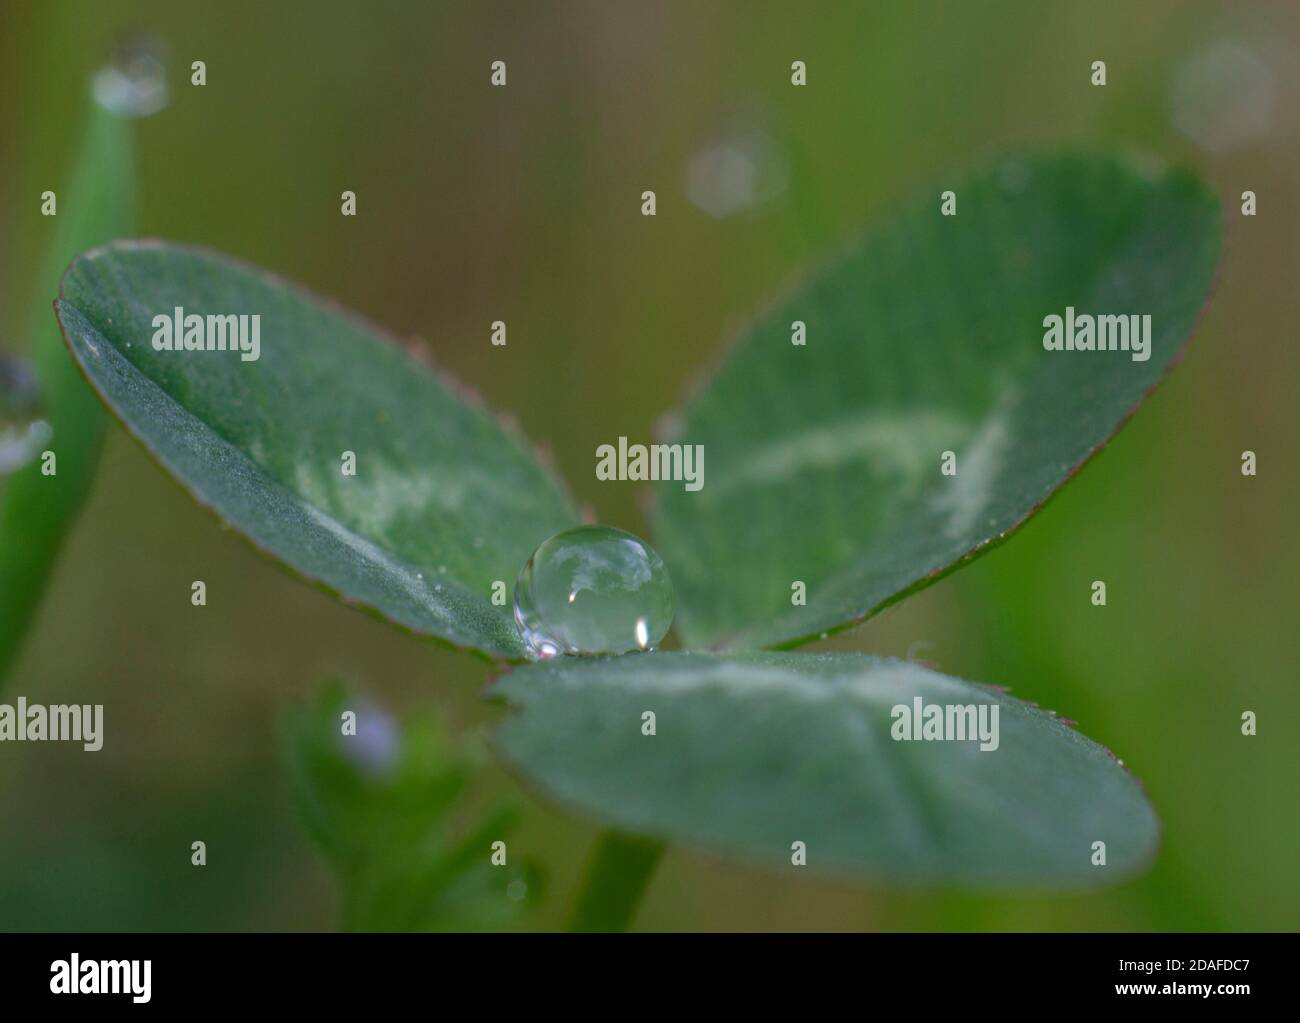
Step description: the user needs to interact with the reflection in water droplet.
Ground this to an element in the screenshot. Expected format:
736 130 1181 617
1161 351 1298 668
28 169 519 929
686 124 789 219
0 355 50 476
1171 41 1277 153
93 35 170 118
513 525 674 659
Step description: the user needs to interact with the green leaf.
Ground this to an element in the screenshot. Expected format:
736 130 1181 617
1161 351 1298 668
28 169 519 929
282 681 539 931
0 99 137 684
493 651 1158 887
652 152 1222 649
55 241 579 658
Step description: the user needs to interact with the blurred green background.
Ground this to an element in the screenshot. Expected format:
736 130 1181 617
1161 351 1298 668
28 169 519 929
1 0 1296 930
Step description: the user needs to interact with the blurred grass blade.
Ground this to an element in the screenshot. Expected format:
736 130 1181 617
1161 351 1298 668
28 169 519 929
652 152 1222 650
54 241 579 659
282 681 540 931
0 99 137 685
493 650 1159 888
568 831 664 932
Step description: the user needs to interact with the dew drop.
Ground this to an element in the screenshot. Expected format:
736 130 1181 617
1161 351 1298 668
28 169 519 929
1171 40 1277 154
93 34 170 119
685 121 789 219
513 525 674 659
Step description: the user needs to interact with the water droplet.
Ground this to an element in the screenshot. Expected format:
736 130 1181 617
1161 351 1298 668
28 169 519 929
513 525 673 659
1171 41 1277 153
0 355 51 476
506 878 528 902
685 122 789 219
93 35 170 119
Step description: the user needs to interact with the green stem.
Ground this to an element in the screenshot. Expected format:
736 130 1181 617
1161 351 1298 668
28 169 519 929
568 831 664 933
0 97 137 688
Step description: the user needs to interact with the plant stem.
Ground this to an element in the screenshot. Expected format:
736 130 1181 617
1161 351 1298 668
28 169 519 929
0 98 136 688
568 830 664 932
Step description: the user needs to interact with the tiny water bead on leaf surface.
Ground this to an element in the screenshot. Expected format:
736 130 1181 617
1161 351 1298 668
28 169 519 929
514 526 674 659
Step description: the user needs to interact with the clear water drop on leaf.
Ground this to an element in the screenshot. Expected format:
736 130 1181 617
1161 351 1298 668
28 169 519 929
513 525 674 660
